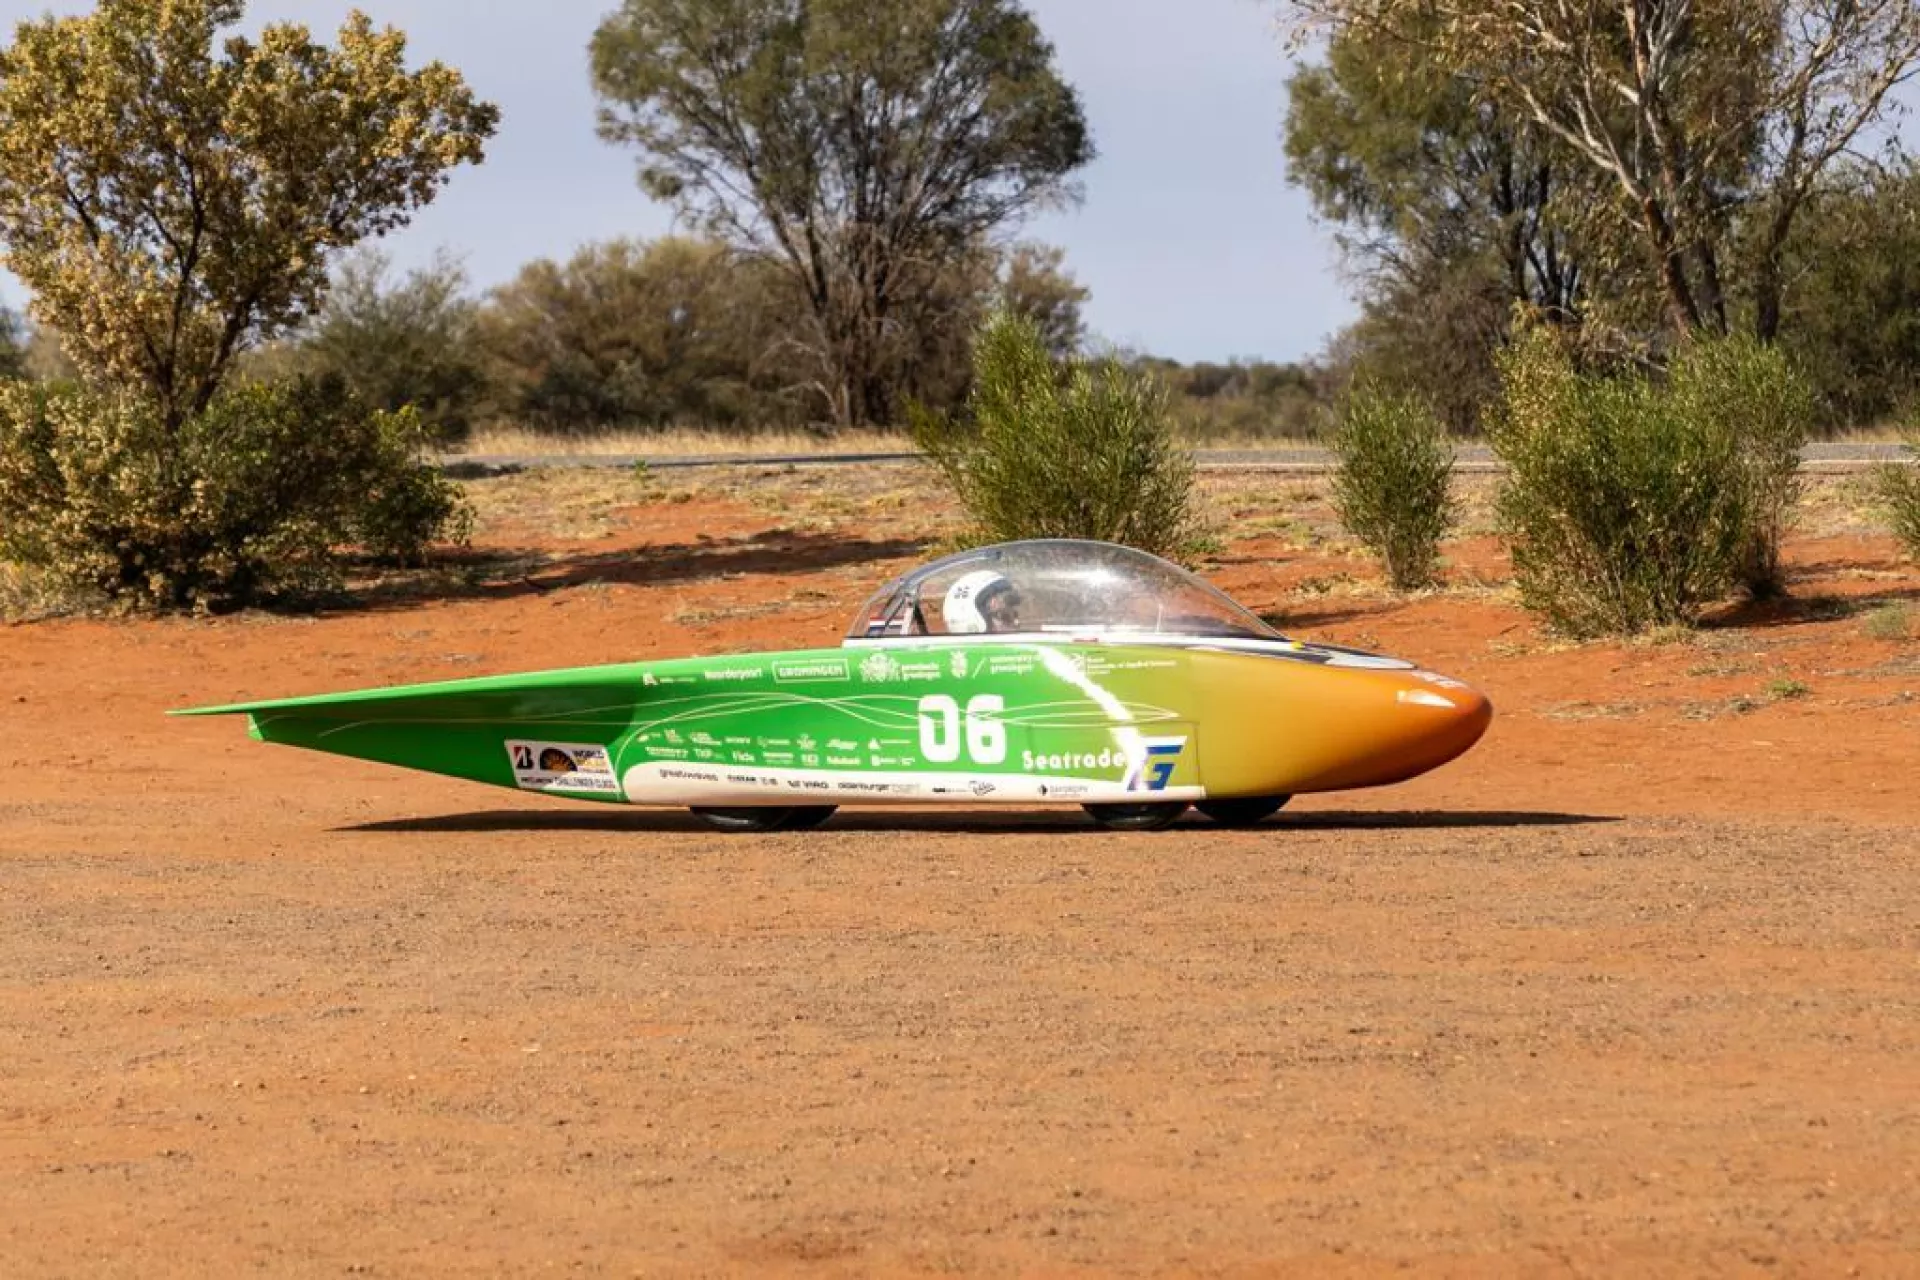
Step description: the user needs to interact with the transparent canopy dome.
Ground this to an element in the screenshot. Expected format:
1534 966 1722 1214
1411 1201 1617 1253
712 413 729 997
846 540 1284 642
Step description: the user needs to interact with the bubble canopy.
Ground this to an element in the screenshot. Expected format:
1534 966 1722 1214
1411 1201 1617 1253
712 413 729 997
847 540 1285 642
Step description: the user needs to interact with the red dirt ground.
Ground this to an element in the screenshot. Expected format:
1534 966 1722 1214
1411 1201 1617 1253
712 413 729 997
2 478 1917 1276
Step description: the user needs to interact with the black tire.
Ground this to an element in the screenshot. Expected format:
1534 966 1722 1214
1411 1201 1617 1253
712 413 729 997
1195 795 1291 826
781 805 838 830
689 806 810 833
1083 801 1189 831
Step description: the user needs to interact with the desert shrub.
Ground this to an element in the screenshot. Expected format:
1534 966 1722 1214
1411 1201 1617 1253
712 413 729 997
0 375 469 611
297 249 489 445
1879 420 1920 559
913 312 1197 559
1489 328 1812 637
1330 384 1454 590
1666 335 1813 599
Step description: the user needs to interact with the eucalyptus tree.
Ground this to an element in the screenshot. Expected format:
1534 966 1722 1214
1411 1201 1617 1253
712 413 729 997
1287 0 1920 341
591 0 1093 426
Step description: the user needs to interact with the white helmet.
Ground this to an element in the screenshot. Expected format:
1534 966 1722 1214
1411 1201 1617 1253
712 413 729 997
942 569 1017 634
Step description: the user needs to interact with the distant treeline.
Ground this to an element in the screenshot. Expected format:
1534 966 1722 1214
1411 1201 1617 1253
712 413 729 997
6 235 1342 442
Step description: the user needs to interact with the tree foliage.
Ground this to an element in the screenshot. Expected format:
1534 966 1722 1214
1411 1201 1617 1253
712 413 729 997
997 242 1087 359
1133 356 1335 440
1285 20 1585 321
1283 17 1630 430
591 0 1093 427
299 248 487 443
1288 0 1920 343
1779 160 1920 427
0 307 25 382
0 0 498 426
477 237 812 433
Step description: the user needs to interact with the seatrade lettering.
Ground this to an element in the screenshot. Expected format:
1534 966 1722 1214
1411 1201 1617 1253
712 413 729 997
1021 746 1125 773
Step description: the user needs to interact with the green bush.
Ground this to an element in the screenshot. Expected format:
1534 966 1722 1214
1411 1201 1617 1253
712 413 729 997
913 312 1197 559
298 249 489 446
1879 421 1920 559
0 374 470 611
1665 336 1812 599
1330 385 1454 590
1489 328 1813 637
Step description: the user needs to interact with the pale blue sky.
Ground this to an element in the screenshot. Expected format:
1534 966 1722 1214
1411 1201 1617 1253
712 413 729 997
0 2 1914 364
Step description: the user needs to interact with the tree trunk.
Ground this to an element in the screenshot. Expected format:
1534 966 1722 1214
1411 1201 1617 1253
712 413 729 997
1641 195 1702 336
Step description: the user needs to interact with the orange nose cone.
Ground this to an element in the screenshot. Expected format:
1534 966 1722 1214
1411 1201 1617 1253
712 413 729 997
1377 676 1493 785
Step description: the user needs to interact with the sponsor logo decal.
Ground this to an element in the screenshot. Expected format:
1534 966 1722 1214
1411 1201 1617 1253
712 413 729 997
857 651 942 682
703 666 764 682
1123 736 1188 792
833 779 919 796
774 657 850 683
508 740 620 794
859 652 902 683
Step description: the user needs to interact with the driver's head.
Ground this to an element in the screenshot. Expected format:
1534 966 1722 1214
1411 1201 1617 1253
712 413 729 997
942 569 1021 634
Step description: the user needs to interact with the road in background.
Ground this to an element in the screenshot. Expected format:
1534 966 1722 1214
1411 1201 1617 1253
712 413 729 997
444 442 1909 477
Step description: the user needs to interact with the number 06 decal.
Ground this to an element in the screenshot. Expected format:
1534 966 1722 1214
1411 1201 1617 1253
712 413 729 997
917 693 1007 764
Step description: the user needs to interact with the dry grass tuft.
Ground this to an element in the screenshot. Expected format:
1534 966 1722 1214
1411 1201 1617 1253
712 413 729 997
455 426 913 458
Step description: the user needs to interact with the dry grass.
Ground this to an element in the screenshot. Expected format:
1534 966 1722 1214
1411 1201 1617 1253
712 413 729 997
454 426 913 458
1861 601 1913 642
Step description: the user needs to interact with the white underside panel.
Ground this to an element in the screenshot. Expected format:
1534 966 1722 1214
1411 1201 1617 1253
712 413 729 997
622 761 1205 807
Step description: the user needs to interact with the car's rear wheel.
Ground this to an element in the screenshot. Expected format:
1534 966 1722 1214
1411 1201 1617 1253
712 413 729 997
1195 795 1291 826
689 806 835 833
1083 801 1188 831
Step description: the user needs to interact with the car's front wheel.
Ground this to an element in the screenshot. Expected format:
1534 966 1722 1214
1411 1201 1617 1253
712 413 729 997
1083 801 1188 831
689 805 837 833
1195 795 1291 826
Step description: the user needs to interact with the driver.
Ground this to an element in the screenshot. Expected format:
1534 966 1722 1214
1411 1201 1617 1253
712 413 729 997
942 569 1022 634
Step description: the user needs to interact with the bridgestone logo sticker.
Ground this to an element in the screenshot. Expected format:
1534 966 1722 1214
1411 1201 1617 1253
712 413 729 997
506 740 620 794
